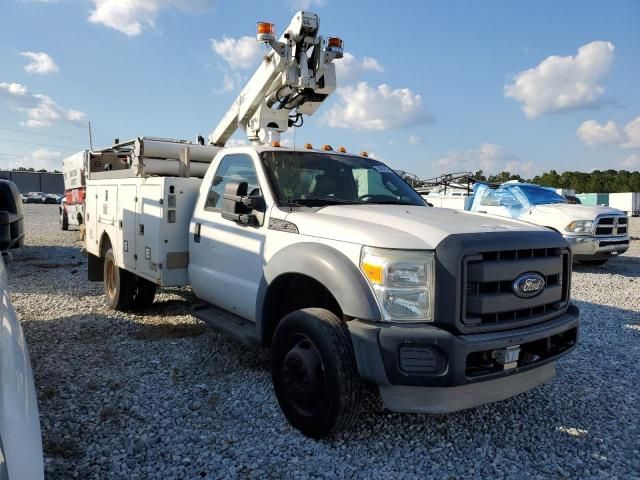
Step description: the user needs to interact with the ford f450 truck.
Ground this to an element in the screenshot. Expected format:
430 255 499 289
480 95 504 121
83 11 579 437
84 139 580 437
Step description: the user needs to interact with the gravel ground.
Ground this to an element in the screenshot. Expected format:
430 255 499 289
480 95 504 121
6 204 640 479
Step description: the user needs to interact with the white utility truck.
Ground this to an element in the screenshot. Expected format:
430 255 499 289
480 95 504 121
60 150 87 230
85 11 580 438
468 182 630 266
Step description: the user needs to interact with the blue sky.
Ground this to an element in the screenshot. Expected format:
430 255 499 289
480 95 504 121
0 0 639 177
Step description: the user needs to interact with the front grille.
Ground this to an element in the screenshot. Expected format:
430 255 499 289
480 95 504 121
462 247 570 331
594 215 628 236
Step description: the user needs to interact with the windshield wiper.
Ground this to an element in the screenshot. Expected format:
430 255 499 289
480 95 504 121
285 197 365 207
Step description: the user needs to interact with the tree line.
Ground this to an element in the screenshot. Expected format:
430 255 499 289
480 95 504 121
8 167 62 174
471 169 640 193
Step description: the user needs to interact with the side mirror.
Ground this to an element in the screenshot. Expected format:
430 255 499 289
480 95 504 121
221 181 263 225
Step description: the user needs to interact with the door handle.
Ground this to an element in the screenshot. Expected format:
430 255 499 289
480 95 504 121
194 223 201 243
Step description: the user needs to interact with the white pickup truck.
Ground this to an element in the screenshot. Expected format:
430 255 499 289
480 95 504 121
84 139 580 437
468 182 630 265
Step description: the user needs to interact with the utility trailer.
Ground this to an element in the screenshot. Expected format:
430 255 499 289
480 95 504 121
608 192 640 217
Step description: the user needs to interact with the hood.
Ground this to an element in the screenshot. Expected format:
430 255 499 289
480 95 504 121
529 203 625 221
286 205 549 249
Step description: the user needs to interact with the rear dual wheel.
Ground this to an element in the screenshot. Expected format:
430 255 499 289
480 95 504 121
103 248 157 310
60 209 69 231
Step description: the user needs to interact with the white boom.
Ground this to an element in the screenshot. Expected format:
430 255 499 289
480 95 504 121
208 11 343 146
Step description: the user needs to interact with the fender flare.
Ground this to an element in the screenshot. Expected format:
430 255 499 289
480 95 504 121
257 242 382 333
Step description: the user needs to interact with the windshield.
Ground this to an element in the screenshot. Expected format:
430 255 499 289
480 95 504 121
515 185 567 206
261 151 425 207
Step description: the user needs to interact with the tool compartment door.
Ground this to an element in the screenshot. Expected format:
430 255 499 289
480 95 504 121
118 184 137 270
136 184 162 282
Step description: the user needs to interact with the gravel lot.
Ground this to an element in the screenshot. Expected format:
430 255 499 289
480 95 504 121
6 204 640 479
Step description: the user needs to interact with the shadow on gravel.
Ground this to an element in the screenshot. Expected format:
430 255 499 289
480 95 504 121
574 254 640 278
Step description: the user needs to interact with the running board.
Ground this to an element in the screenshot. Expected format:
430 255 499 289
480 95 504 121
191 301 259 346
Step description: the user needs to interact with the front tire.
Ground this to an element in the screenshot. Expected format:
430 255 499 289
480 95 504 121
271 308 363 438
103 248 136 310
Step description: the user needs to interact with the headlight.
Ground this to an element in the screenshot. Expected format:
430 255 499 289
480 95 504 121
565 220 593 233
360 247 434 322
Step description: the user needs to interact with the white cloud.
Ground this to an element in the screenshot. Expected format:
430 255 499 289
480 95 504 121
20 51 59 74
434 143 535 176
211 36 262 70
620 154 640 170
576 120 623 146
0 82 29 97
368 151 388 164
4 148 63 171
622 116 640 149
335 52 384 83
287 0 325 10
323 82 432 130
505 41 615 118
213 72 244 94
88 0 213 36
225 138 250 147
0 82 86 128
408 134 422 145
576 116 640 149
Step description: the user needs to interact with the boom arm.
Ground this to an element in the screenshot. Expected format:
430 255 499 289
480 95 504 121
208 11 343 146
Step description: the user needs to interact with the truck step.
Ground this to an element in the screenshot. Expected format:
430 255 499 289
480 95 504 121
191 301 259 346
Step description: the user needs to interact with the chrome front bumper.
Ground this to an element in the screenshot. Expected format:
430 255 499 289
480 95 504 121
564 234 630 258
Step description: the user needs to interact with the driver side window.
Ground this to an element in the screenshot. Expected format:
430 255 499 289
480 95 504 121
205 155 259 211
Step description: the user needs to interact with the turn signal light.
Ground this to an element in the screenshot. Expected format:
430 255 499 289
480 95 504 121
304 143 313 149
322 144 333 151
361 261 382 285
338 146 347 153
360 151 369 157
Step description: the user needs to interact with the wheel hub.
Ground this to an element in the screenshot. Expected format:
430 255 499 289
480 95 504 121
281 337 325 414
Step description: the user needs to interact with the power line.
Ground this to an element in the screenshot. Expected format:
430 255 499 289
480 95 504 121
0 136 81 151
0 152 25 158
0 126 85 142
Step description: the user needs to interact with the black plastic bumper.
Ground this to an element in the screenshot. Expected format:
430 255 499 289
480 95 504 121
348 304 580 388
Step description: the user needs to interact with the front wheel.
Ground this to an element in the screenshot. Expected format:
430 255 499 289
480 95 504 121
270 308 363 438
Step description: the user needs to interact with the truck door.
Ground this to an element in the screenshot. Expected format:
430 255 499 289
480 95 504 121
189 154 266 321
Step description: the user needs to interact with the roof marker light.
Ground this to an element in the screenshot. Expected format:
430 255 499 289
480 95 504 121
304 143 313 149
322 144 333 151
338 146 347 153
360 151 369 157
271 141 281 147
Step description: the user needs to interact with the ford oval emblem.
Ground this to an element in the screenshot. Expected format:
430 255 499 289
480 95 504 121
512 273 546 298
